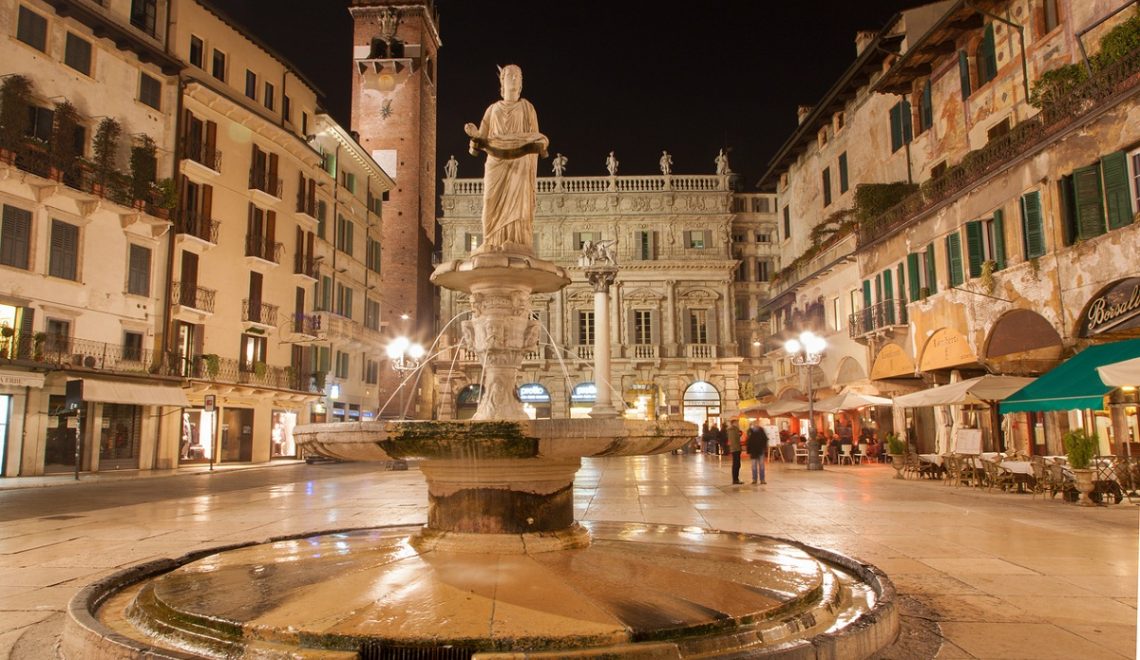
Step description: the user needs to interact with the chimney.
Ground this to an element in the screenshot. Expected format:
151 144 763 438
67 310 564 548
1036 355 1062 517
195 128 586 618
855 30 877 55
797 105 813 125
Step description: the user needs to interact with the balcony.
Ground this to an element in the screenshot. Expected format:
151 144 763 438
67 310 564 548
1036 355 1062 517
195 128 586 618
174 209 220 245
849 298 909 340
171 281 216 313
859 45 1140 248
0 331 176 376
629 344 659 359
245 235 283 265
242 299 279 328
293 254 320 280
575 345 594 360
248 169 282 199
296 192 316 218
685 344 718 359
181 353 301 391
184 140 221 174
291 313 323 337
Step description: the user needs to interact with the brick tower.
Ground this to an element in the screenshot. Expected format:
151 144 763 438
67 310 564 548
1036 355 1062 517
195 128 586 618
349 1 440 418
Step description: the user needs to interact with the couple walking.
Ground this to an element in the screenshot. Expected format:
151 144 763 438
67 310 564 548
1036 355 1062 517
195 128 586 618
728 420 769 485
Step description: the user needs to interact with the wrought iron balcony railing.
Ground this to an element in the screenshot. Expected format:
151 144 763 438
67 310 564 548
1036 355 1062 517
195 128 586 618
242 299 279 326
245 235 283 263
170 281 216 313
174 209 220 243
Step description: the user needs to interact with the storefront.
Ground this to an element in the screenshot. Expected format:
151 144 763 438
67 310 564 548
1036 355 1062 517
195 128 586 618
623 383 660 420
683 381 721 428
0 370 42 477
271 410 298 458
518 383 551 419
180 408 217 464
570 382 596 418
98 403 142 470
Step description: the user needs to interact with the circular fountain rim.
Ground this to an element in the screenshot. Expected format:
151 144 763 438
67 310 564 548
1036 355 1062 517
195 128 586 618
66 523 899 659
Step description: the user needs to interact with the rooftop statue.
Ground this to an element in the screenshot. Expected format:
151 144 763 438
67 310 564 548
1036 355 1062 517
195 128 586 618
464 65 548 252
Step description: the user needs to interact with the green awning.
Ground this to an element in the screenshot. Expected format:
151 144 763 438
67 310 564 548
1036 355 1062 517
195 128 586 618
1001 338 1140 413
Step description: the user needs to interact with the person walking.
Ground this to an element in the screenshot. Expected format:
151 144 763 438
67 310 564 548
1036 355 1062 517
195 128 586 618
728 422 743 484
746 421 770 485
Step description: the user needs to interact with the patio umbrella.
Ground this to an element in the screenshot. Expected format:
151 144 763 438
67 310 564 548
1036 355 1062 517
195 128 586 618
815 391 892 413
1096 356 1140 387
894 375 1035 452
762 399 812 416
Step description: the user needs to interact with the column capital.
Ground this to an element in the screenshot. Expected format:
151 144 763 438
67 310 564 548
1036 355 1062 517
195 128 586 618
584 266 618 293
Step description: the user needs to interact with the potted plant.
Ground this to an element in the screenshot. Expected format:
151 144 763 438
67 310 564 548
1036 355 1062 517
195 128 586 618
0 325 13 358
32 331 46 361
91 117 121 195
1064 429 1099 506
312 370 327 392
253 361 267 379
129 135 157 207
199 353 220 379
49 100 81 182
0 75 32 163
886 432 906 479
150 177 178 218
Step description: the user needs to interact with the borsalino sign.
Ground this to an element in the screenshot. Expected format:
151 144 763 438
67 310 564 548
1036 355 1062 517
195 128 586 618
1079 278 1140 337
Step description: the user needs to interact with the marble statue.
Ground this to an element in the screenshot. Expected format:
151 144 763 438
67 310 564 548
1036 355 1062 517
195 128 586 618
580 239 617 267
605 151 619 176
715 148 731 175
659 150 673 176
444 155 458 180
552 153 567 177
464 64 548 251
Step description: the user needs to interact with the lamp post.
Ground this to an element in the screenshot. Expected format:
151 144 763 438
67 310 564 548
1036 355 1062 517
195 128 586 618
386 336 424 420
785 331 826 471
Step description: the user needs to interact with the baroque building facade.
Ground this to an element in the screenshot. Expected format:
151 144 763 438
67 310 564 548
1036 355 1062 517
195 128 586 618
436 166 777 426
0 0 395 477
757 0 1140 456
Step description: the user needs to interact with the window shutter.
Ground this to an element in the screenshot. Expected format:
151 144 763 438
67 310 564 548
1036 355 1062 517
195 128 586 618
703 229 712 248
1073 164 1105 239
682 309 693 344
889 103 902 152
921 80 933 130
946 233 963 286
992 209 1006 270
205 120 217 160
202 184 213 220
683 230 692 247
862 279 872 309
129 244 151 296
882 269 894 324
907 253 920 301
1101 151 1131 229
50 220 78 280
627 308 636 344
1021 191 1045 258
965 220 983 278
896 262 905 299
649 230 658 260
981 24 997 82
268 153 279 191
572 232 581 250
266 210 276 244
838 152 849 192
0 205 31 269
651 310 661 345
925 243 937 294
958 50 972 98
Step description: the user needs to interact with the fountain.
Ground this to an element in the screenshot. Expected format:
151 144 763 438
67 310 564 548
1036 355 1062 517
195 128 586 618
64 66 899 659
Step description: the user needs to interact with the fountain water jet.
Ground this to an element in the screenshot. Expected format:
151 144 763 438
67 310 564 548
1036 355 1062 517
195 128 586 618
64 65 899 659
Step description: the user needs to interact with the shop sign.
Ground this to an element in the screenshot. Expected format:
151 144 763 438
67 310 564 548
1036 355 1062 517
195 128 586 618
0 370 45 388
918 328 976 371
1080 278 1140 337
870 343 914 379
518 383 550 403
571 382 597 402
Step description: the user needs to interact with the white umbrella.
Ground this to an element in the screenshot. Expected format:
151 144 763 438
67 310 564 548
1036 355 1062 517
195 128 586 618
1097 357 1140 387
815 391 893 413
892 375 1035 407
763 400 812 416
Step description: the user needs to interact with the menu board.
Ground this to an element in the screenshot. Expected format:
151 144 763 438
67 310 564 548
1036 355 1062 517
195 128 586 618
955 428 982 454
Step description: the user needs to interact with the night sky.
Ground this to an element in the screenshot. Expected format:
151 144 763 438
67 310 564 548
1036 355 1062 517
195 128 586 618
210 0 930 189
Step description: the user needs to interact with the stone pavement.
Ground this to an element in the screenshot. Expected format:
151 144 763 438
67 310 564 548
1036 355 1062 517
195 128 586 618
0 454 1136 658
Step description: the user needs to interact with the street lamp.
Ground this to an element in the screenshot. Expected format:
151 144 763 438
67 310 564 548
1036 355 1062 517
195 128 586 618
386 336 424 420
785 330 827 471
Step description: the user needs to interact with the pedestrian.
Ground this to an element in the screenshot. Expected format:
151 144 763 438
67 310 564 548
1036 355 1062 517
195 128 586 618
716 423 727 456
728 422 743 484
746 421 770 484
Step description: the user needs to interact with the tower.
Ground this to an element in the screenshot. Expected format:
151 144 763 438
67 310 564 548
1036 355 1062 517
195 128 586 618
348 0 440 417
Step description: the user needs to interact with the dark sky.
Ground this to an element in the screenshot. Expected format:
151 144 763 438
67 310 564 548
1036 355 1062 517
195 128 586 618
210 0 929 189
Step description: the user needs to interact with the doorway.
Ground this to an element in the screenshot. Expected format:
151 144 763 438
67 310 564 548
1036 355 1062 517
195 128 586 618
221 407 254 462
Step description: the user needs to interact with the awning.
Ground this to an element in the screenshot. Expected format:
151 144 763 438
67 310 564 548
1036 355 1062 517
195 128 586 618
815 391 893 412
79 378 191 407
893 375 1035 408
1001 338 1140 413
1097 357 1140 387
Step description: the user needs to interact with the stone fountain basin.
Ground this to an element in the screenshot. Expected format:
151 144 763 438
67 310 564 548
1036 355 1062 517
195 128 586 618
294 418 696 463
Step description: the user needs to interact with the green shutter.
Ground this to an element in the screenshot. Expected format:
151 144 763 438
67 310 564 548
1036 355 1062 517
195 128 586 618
925 243 937 294
980 24 997 83
965 220 984 278
1073 164 1105 239
1021 191 1045 258
838 152 849 193
907 253 920 301
1101 151 1132 229
897 263 907 322
921 80 933 130
947 233 964 287
889 103 902 153
992 209 1006 270
882 269 895 323
958 50 972 98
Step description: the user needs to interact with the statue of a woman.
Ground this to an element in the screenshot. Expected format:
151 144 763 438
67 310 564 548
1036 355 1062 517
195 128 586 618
464 65 548 252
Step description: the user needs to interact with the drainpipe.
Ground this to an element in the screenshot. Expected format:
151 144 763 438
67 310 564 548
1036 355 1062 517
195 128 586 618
964 1 1030 102
160 78 187 369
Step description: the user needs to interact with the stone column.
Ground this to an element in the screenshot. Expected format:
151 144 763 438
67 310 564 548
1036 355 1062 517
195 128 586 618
586 266 619 418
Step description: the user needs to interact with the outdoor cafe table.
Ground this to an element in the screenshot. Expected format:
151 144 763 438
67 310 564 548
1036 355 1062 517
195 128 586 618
1000 460 1034 492
918 453 944 467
